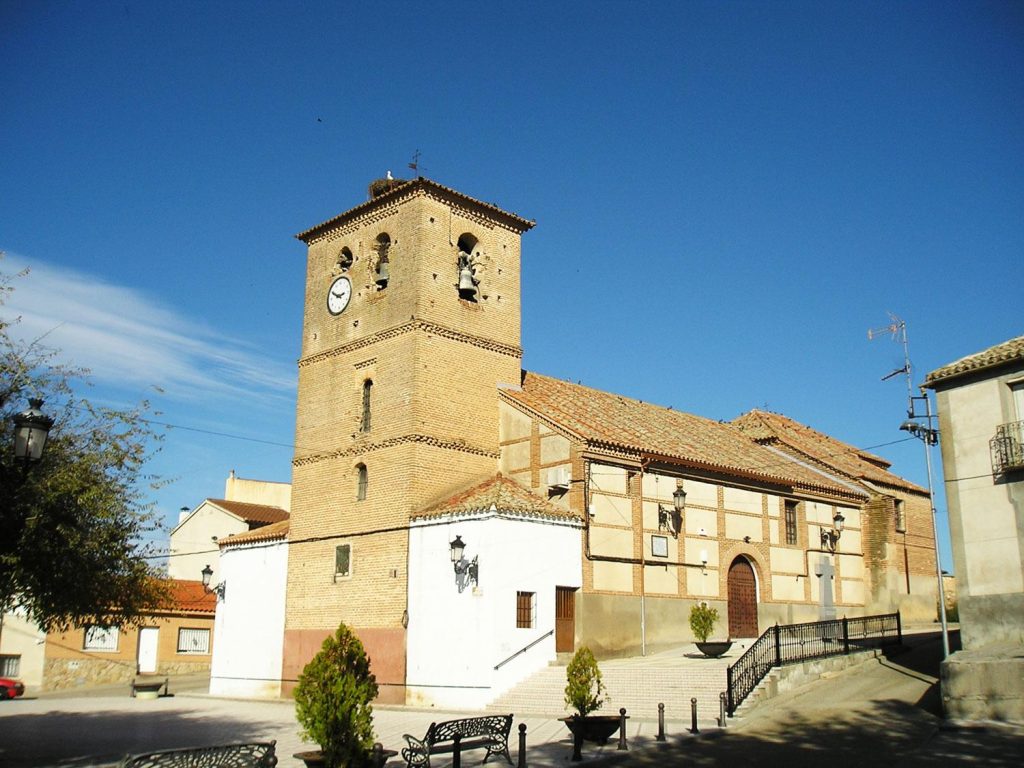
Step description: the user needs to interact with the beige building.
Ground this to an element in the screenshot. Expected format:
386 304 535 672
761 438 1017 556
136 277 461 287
168 472 289 584
282 177 938 702
925 334 1024 721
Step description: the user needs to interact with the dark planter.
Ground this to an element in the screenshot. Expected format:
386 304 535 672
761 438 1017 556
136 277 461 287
560 714 625 745
294 751 327 768
695 640 733 658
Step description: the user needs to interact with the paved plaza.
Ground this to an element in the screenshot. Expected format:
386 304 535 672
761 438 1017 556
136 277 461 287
1 630 1021 767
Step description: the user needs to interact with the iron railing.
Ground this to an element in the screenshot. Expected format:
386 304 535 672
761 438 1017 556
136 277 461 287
494 629 554 670
725 612 901 716
991 420 1024 475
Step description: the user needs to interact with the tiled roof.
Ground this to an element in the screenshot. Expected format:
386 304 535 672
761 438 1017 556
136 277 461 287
220 518 290 547
414 474 581 522
925 334 1024 387
500 372 862 498
295 177 536 242
733 410 926 495
207 499 289 526
163 580 216 615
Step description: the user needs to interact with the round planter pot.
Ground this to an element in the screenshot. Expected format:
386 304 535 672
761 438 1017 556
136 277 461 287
293 750 327 768
560 714 625 745
695 641 733 658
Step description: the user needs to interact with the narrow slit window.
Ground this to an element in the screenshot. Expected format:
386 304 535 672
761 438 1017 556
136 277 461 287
895 499 906 533
356 464 367 501
335 544 352 580
784 501 798 546
360 380 372 432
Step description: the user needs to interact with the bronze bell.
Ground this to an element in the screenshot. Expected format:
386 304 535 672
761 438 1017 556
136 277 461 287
458 265 477 298
376 259 390 287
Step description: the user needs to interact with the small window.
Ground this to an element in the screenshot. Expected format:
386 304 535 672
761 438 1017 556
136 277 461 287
84 626 119 652
0 655 20 677
516 591 535 628
360 380 372 433
895 499 906 533
651 535 669 558
356 464 367 501
784 501 798 546
177 628 211 654
335 544 352 579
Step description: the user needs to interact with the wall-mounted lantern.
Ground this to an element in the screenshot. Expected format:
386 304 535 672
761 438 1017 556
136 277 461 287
449 535 479 593
819 511 846 553
658 482 687 538
200 564 226 600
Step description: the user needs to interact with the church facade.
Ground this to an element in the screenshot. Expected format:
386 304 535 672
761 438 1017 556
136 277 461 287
270 178 937 706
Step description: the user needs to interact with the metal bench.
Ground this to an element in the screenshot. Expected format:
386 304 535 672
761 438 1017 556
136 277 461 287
402 715 513 768
117 741 277 767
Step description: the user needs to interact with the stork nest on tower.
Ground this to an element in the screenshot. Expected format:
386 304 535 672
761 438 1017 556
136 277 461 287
368 177 409 199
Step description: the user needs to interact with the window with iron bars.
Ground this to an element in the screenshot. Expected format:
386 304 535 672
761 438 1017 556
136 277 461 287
516 591 535 629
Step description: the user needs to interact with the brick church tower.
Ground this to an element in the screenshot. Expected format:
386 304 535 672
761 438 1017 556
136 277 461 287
283 178 534 701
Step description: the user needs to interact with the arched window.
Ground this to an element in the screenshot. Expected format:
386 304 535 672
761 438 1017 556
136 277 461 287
457 233 479 301
374 234 391 288
356 463 368 501
337 247 353 271
360 380 372 433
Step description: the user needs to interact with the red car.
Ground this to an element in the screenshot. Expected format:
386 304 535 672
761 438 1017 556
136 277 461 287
0 677 24 699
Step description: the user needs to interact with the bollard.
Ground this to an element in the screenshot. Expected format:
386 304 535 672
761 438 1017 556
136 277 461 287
373 742 384 768
719 691 728 728
517 723 527 768
453 733 462 768
618 707 628 751
571 728 583 762
690 697 699 734
657 702 666 741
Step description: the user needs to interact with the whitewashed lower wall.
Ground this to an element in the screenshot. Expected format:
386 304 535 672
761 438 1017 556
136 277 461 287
209 540 288 698
407 514 582 709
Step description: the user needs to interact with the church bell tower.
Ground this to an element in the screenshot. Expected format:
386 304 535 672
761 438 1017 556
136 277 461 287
283 178 534 700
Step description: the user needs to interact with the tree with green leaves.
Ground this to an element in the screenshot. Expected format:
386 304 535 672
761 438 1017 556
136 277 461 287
294 623 378 768
564 645 605 717
1 261 167 639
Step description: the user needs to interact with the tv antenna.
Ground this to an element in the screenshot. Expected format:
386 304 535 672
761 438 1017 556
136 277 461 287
868 312 914 408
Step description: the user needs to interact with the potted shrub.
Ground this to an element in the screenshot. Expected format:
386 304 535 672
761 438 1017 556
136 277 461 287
559 646 622 745
690 602 732 657
293 623 379 768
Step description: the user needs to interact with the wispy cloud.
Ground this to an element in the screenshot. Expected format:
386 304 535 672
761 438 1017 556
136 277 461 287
2 252 295 407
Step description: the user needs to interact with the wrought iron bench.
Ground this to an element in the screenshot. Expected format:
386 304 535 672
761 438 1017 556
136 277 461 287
117 741 277 767
402 715 513 768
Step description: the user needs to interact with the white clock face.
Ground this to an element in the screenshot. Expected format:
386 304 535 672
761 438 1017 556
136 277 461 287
327 276 352 315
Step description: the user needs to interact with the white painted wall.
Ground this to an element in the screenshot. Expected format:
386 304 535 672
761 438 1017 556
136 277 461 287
0 607 46 689
209 539 288 698
406 513 582 709
167 503 248 582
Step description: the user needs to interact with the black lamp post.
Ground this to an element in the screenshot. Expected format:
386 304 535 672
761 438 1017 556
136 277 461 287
820 510 845 553
200 564 226 599
12 398 53 464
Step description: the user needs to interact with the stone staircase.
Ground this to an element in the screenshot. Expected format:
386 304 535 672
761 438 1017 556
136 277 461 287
486 644 739 724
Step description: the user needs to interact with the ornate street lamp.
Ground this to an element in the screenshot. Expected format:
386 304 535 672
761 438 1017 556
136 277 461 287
200 564 226 599
12 398 54 464
449 535 479 593
658 482 687 538
820 510 845 553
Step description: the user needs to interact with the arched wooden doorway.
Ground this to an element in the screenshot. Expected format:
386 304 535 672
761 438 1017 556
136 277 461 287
727 557 759 638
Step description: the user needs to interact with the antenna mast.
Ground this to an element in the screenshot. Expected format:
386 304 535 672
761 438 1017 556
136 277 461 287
868 312 913 415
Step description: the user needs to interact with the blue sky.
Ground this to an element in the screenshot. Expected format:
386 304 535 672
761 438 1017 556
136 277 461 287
2 1 1022 570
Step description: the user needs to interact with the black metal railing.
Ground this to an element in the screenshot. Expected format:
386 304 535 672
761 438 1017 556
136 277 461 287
494 629 554 670
726 612 901 716
991 420 1024 475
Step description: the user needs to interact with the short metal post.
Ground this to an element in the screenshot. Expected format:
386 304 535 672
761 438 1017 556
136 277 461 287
517 723 527 768
617 708 628 751
842 616 850 655
453 733 462 768
571 728 582 762
656 702 666 741
896 610 903 644
719 691 727 728
373 742 384 768
690 697 699 734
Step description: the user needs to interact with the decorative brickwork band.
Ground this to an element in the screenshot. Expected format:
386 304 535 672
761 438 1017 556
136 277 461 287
293 433 500 467
298 319 523 368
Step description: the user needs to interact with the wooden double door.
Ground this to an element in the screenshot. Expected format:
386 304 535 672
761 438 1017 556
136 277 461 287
727 558 759 638
555 586 576 652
